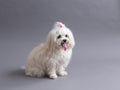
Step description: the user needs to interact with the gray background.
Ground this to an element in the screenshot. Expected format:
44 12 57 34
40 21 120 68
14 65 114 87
0 0 120 90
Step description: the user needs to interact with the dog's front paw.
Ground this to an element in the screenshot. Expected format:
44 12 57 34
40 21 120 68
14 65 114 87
49 74 58 79
58 71 68 76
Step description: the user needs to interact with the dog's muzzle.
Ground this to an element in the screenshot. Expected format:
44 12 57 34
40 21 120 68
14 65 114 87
61 39 67 51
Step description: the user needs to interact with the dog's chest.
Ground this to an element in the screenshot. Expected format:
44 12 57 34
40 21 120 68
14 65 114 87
53 50 72 65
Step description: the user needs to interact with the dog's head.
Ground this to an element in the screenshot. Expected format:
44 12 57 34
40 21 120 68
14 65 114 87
46 22 75 51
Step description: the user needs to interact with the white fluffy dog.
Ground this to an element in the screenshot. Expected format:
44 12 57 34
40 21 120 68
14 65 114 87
25 22 75 79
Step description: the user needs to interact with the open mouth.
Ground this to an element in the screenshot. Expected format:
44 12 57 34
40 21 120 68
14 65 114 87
61 42 67 51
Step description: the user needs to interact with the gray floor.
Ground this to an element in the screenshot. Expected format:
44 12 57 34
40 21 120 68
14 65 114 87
0 0 120 90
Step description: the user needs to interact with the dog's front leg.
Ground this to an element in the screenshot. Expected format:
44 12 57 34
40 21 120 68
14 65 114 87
57 66 68 76
47 64 58 79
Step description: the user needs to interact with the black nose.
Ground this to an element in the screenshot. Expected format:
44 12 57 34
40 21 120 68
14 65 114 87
63 39 67 43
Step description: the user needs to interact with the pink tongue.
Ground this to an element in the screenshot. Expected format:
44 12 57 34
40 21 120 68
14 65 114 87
62 44 67 51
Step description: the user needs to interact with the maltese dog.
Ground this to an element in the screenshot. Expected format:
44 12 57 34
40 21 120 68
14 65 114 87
25 22 75 79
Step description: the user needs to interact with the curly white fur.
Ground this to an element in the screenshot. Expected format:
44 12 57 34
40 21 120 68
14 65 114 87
25 22 75 79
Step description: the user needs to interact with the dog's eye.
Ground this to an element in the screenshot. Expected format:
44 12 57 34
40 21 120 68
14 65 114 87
65 34 68 37
57 35 61 39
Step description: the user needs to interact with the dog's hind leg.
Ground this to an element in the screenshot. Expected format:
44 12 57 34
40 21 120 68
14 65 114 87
25 67 45 77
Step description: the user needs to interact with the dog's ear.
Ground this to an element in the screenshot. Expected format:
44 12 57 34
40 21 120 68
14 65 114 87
68 29 75 48
46 31 54 50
